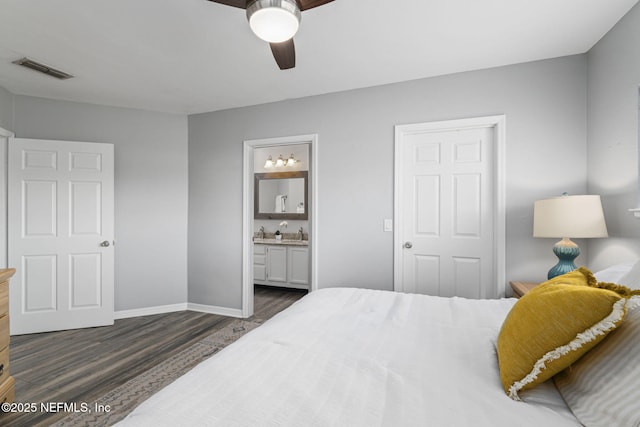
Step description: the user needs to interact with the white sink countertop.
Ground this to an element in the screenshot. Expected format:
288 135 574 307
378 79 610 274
253 238 309 246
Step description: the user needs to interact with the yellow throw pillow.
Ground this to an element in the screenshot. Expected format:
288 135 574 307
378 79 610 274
543 266 597 287
497 269 631 400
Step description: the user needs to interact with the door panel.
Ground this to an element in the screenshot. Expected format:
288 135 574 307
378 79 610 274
70 182 103 235
415 175 439 235
70 253 102 307
266 247 287 283
288 247 309 285
23 149 57 170
453 257 481 299
9 138 114 335
414 254 440 295
23 255 57 312
23 180 57 237
453 174 481 237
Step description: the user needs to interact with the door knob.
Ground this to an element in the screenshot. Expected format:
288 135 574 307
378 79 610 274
404 241 413 249
100 241 110 247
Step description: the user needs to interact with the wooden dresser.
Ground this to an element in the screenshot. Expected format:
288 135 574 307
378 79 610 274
0 269 15 404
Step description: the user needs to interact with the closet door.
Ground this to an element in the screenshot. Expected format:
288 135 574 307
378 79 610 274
395 117 505 299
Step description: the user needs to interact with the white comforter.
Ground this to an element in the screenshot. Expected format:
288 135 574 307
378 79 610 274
118 288 580 426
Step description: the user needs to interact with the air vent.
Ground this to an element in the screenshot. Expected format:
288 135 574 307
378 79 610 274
12 57 74 80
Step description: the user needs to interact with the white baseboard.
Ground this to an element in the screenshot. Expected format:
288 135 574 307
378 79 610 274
114 302 244 320
188 303 244 318
114 303 188 319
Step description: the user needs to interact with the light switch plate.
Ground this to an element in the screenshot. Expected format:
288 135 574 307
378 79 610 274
383 219 393 232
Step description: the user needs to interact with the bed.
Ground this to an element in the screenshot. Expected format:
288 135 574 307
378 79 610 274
117 263 640 427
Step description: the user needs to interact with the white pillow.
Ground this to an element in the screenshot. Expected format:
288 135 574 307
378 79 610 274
593 261 637 283
618 260 640 290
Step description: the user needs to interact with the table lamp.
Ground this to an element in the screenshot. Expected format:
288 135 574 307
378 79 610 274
533 194 608 279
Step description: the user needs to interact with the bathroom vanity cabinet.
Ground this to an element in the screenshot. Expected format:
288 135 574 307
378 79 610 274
253 243 309 290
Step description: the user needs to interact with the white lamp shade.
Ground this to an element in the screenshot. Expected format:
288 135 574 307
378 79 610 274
248 1 300 43
533 195 608 238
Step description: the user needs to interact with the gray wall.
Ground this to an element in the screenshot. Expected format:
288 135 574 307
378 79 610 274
10 95 189 311
0 86 14 131
587 2 640 270
189 55 588 309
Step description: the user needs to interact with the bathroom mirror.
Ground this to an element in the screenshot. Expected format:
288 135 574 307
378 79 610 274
254 171 308 220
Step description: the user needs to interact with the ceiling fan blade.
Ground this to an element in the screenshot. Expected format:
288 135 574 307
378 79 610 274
207 0 247 9
270 39 296 70
296 0 334 11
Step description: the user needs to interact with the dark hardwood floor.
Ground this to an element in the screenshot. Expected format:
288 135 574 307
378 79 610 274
2 285 307 426
252 285 307 319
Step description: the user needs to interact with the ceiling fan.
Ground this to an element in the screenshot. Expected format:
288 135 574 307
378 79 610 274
208 0 334 70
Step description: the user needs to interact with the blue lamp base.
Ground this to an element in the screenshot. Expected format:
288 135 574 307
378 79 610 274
547 237 580 279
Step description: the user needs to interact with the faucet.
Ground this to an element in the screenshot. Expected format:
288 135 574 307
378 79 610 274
297 227 303 241
259 226 265 239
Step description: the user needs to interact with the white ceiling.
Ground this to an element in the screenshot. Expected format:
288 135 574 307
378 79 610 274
0 0 637 115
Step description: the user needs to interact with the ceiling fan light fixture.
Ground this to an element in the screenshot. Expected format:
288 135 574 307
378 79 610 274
247 0 301 43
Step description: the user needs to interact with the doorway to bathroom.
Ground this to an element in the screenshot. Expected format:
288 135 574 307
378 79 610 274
242 134 318 318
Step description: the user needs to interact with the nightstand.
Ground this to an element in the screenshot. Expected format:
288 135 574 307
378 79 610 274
509 281 538 298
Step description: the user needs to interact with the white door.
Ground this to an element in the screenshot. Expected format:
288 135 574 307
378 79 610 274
394 117 505 298
8 138 114 334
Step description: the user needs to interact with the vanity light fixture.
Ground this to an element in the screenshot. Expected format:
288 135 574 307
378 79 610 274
264 155 275 168
264 153 297 168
